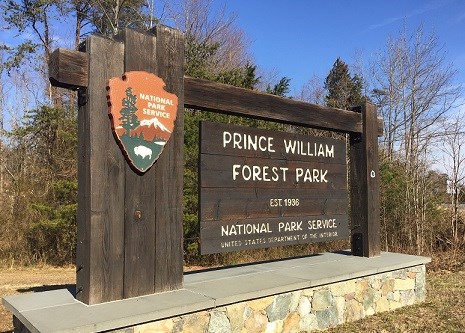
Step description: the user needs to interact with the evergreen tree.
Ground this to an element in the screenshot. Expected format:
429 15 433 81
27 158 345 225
266 77 291 97
324 58 364 109
119 87 139 136
4 105 78 264
214 63 260 89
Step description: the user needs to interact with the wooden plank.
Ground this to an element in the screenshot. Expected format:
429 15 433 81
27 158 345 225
152 25 185 292
200 187 348 221
117 28 157 298
200 121 347 164
187 76 364 134
199 120 350 255
49 48 88 90
77 27 185 302
48 49 383 136
200 154 348 190
200 214 349 254
76 35 125 305
349 102 381 257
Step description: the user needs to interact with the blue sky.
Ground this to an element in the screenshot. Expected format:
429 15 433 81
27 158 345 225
2 0 464 96
1 0 464 103
221 0 465 95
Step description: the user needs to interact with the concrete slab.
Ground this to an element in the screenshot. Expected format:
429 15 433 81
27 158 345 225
2 251 431 333
3 289 76 317
4 289 214 333
276 257 373 286
361 252 431 273
186 271 309 307
184 265 263 284
251 252 342 271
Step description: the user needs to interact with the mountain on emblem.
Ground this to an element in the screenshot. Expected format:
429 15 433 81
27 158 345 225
106 71 178 173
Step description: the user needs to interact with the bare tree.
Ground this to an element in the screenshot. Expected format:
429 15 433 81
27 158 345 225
296 74 325 105
1 0 60 104
440 112 465 241
372 25 461 160
166 0 251 75
371 25 462 253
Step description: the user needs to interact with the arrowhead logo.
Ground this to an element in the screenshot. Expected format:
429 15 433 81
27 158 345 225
107 71 178 173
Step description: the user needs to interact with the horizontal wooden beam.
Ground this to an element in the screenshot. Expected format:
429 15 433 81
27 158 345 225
185 77 383 134
49 48 88 90
49 48 383 135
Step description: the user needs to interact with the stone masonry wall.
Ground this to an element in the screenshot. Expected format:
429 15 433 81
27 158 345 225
113 264 426 333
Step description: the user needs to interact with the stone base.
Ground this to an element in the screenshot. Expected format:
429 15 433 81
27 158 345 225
3 251 430 333
135 265 426 333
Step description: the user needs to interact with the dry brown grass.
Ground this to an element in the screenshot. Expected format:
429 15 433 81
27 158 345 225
327 270 465 333
0 266 75 333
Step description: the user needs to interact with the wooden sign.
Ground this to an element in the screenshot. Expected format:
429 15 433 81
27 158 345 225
107 71 178 173
199 121 349 254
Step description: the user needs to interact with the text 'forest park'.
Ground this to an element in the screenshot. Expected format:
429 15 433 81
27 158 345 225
222 130 335 183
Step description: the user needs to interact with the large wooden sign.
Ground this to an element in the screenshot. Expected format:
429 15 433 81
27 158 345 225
200 121 349 254
49 25 381 305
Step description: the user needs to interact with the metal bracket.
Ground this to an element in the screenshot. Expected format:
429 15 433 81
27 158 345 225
352 233 363 256
77 88 87 107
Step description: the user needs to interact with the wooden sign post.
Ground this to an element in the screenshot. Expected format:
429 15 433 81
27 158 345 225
51 26 185 305
349 103 381 257
49 25 381 306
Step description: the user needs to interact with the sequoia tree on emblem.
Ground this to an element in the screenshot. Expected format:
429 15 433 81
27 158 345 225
107 71 178 173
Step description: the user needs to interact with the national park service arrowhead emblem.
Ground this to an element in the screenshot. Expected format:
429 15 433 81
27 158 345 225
107 71 178 173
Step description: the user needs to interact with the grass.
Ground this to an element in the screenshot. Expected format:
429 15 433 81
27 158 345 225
326 270 465 333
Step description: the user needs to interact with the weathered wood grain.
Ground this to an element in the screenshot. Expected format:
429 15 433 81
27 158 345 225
116 28 157 298
76 27 185 303
200 187 348 221
349 102 381 257
152 25 185 292
200 215 349 254
185 76 382 135
49 49 383 136
76 35 125 305
49 48 88 90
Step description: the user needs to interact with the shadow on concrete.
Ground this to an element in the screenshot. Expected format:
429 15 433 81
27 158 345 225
17 284 76 297
333 249 352 256
184 252 326 275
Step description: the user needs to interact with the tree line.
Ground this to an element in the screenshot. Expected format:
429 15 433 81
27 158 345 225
0 0 464 266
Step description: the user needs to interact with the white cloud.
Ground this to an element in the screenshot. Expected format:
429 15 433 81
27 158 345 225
367 0 449 31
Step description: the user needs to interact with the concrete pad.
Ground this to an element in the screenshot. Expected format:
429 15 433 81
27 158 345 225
251 252 341 271
4 289 214 333
2 289 76 317
360 252 431 273
184 265 263 284
276 257 372 286
186 271 308 307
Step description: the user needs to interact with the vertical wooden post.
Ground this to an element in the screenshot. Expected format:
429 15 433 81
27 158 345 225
76 35 125 304
152 25 185 292
349 102 381 257
76 27 184 305
118 28 158 299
